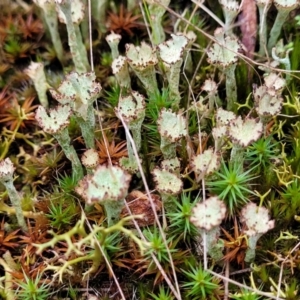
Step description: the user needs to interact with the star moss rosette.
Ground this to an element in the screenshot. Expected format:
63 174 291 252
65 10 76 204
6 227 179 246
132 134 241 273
76 165 131 226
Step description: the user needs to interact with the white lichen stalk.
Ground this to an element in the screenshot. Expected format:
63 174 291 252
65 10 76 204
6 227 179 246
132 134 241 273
33 0 64 65
256 0 272 56
55 0 89 73
116 91 145 152
115 92 145 173
158 34 189 109
201 79 220 115
146 0 171 45
181 31 197 74
25 61 49 108
0 158 27 231
219 0 240 34
207 28 241 112
267 0 299 53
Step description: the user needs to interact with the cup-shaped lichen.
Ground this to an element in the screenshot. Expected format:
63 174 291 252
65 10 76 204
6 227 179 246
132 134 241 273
50 71 102 148
115 91 145 173
126 42 158 96
207 28 241 112
181 31 197 73
160 157 181 176
157 34 188 109
157 108 187 159
190 196 227 261
116 91 146 153
106 32 122 60
81 148 100 172
228 116 263 163
201 79 220 115
212 108 236 150
240 202 275 262
35 105 84 179
112 55 131 90
191 148 221 182
264 72 286 94
76 165 131 226
152 167 183 212
253 84 283 131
